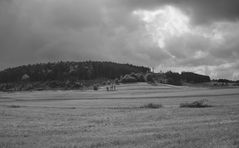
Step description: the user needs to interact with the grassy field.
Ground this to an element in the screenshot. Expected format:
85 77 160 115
0 83 239 148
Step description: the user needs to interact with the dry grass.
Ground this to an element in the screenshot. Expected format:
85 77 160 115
0 83 239 148
180 99 212 108
140 103 163 109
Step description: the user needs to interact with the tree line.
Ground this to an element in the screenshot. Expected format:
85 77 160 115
0 61 150 83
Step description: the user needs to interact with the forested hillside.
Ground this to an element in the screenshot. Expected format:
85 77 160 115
0 61 214 91
0 61 150 83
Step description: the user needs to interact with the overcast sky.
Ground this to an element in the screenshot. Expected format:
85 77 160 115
1 0 239 80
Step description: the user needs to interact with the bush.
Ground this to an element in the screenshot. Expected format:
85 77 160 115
141 103 163 109
167 78 182 86
180 99 212 108
8 105 21 108
23 83 33 90
129 73 145 82
144 73 154 83
135 73 145 82
114 79 120 85
72 82 83 88
93 84 99 91
48 81 58 88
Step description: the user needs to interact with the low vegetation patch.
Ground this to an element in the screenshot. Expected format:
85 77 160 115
141 103 163 109
93 84 99 91
8 105 21 108
180 99 212 108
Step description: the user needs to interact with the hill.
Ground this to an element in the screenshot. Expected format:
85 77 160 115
0 61 150 83
0 61 151 91
0 61 215 91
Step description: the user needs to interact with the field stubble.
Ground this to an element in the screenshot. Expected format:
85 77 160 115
0 83 239 148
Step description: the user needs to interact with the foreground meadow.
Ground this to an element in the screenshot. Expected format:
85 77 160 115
0 83 239 148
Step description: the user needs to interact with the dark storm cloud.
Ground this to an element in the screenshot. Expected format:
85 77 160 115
0 0 239 79
0 0 113 68
0 0 163 69
119 0 239 25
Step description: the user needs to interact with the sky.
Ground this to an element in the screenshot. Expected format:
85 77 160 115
1 0 239 80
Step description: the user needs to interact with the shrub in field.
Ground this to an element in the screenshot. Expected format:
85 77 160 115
8 105 21 108
141 103 163 109
48 81 59 88
130 73 145 82
93 84 99 91
144 73 154 83
180 99 212 108
114 79 120 85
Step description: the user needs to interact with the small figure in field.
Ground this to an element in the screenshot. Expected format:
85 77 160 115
110 84 113 91
106 83 116 91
